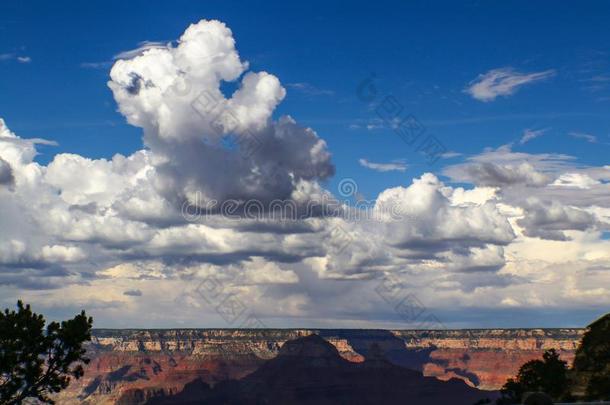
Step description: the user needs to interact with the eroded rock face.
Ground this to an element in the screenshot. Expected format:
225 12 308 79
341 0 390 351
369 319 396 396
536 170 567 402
395 329 583 389
146 334 492 405
57 328 584 404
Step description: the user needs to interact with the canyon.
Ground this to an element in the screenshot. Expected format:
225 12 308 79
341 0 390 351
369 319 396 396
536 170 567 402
57 328 585 404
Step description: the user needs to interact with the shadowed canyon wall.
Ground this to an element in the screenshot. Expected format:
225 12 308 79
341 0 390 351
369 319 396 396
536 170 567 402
57 328 584 404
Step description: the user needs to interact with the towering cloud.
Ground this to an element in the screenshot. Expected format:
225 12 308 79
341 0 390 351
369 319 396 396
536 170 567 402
108 20 334 208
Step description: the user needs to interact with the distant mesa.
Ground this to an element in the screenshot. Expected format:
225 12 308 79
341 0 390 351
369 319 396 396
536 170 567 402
144 333 494 405
55 328 583 404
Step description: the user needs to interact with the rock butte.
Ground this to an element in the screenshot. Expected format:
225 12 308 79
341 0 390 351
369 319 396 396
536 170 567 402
57 328 584 404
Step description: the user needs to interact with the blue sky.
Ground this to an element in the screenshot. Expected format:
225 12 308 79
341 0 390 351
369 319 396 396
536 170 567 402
2 0 609 198
1 1 610 328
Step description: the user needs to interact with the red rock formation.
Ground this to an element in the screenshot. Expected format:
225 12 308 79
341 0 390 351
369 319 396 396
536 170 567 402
146 334 493 405
56 328 584 404
395 329 582 389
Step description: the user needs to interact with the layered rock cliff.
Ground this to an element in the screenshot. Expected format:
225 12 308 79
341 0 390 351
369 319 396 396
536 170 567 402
146 334 493 405
57 328 584 404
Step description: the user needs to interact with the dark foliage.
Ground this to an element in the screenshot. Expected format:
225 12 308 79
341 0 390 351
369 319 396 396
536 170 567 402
0 300 93 404
497 349 568 404
522 392 553 405
573 313 610 400
499 312 610 403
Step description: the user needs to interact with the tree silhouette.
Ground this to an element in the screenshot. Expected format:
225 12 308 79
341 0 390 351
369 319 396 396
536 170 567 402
573 313 610 400
500 312 610 403
498 349 569 404
0 300 92 404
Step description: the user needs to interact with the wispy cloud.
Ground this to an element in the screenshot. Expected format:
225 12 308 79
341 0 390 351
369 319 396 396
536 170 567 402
0 136 58 147
287 82 334 96
114 40 169 60
569 131 597 143
0 53 31 63
520 128 549 145
359 158 407 172
440 151 462 159
580 74 610 92
80 61 112 69
588 75 610 83
465 67 556 102
349 118 385 131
